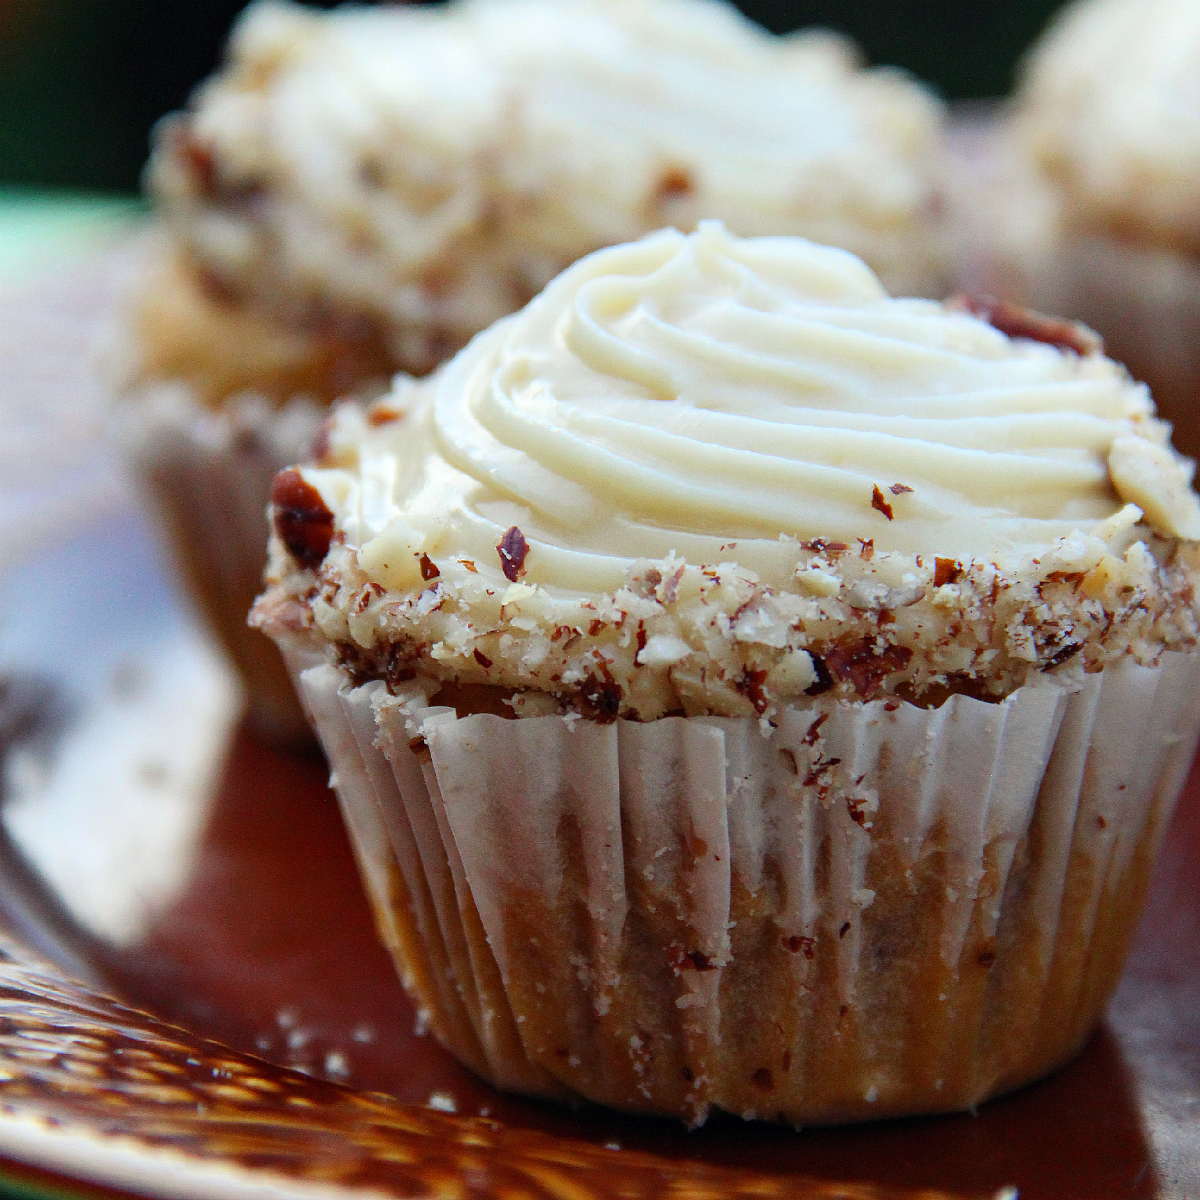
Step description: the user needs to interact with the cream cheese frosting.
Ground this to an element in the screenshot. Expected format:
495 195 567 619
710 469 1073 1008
150 0 947 383
310 222 1199 592
255 226 1200 720
1017 0 1200 253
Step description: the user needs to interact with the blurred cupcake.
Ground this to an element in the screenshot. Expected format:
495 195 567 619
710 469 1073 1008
951 0 1200 459
110 0 948 741
254 223 1200 1124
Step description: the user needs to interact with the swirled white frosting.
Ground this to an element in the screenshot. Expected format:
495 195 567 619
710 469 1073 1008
152 0 946 381
1018 0 1200 251
311 223 1199 601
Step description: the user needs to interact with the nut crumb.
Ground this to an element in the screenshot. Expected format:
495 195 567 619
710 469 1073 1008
951 294 1102 356
272 469 334 568
498 526 529 581
934 557 963 586
871 486 894 521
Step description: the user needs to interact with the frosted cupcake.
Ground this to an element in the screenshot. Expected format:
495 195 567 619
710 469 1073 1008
112 0 947 740
953 0 1200 460
254 223 1200 1124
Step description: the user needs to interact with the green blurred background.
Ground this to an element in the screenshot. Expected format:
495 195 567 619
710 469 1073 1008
0 0 1070 194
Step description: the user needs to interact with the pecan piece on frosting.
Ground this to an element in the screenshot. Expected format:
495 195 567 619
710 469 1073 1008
271 468 334 569
871 485 895 521
497 525 529 582
950 294 1102 357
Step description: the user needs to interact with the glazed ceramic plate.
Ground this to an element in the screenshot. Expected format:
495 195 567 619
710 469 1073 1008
0 260 1198 1200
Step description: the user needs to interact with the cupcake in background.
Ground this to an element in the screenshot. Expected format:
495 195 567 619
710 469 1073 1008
108 0 949 742
254 223 1200 1124
949 0 1200 460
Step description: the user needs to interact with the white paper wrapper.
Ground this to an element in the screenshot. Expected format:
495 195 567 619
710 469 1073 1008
118 387 324 744
291 648 1200 1125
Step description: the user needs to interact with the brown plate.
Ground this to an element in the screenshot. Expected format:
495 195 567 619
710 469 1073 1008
0 261 1198 1200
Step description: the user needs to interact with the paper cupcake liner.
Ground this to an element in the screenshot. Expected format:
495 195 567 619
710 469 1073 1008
288 647 1200 1126
118 387 325 744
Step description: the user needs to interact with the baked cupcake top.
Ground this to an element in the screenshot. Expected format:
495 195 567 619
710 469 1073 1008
1017 0 1200 254
256 225 1200 721
151 0 947 380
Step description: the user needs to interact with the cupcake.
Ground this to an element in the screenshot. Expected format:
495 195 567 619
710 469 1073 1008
111 0 948 740
951 0 1200 460
253 222 1200 1125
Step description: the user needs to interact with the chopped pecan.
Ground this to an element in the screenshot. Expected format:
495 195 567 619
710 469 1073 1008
803 754 841 787
737 665 770 714
497 526 529 582
802 713 828 746
846 796 872 829
803 654 834 696
579 673 622 722
824 639 913 701
271 468 334 569
1043 640 1082 669
950 294 1102 356
800 538 848 556
871 486 894 521
934 557 963 587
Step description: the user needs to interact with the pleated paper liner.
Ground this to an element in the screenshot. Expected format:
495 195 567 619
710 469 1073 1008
292 648 1200 1127
117 388 324 743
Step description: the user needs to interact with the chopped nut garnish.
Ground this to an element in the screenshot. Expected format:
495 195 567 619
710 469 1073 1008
271 469 335 569
950 294 1102 356
497 526 529 582
802 713 828 746
934 558 963 587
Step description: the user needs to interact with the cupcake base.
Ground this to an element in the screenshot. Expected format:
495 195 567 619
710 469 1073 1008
287 649 1200 1126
